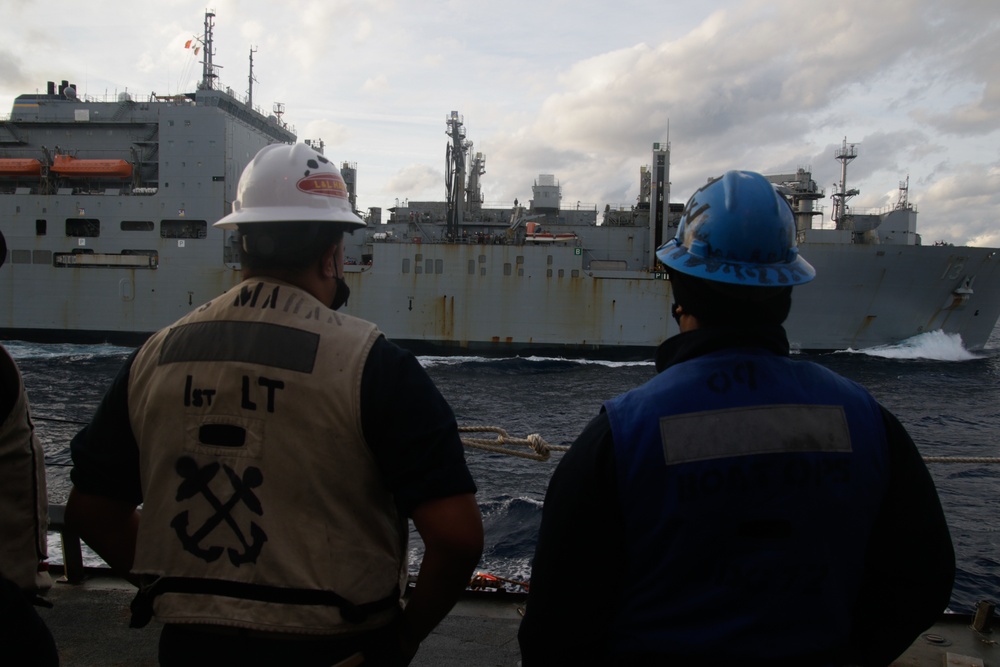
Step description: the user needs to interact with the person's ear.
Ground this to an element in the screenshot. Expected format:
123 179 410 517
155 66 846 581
320 242 338 279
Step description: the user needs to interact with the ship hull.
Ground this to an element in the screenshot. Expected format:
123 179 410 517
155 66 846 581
1 233 998 358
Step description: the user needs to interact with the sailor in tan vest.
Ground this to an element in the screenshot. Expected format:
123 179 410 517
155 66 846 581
0 228 59 666
65 143 483 666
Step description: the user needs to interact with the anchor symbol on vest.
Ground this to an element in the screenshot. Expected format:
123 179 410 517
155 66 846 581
170 456 268 566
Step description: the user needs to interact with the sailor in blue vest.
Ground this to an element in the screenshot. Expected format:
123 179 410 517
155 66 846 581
518 171 955 666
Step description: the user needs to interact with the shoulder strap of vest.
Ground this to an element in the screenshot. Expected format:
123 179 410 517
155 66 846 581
129 577 400 628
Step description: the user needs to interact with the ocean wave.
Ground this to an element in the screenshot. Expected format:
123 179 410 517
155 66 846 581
419 354 652 372
836 330 981 361
3 341 132 361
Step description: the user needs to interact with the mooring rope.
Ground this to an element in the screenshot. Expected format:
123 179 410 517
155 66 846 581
459 426 569 462
922 456 1000 464
30 415 1000 465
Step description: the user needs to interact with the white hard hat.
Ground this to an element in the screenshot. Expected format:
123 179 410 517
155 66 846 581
214 143 365 230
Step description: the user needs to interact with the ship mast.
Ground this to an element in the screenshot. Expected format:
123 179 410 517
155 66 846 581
247 46 257 108
895 174 910 210
199 11 219 91
831 137 859 229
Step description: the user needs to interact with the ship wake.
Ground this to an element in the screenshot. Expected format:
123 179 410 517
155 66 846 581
840 330 980 361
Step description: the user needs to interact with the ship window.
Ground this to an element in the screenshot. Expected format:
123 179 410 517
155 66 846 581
36 220 46 235
435 259 443 274
160 220 207 239
516 256 524 265
558 269 565 278
11 250 30 264
425 259 433 274
415 253 423 262
571 269 579 278
122 220 155 231
402 258 410 273
547 269 553 277
479 255 486 263
547 255 553 265
65 219 100 237
467 260 475 274
504 263 512 276
33 250 52 265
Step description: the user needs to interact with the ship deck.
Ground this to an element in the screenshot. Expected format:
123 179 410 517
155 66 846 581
38 509 997 666
37 570 998 666
39 573 524 667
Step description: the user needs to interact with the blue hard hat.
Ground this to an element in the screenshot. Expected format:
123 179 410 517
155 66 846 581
656 170 816 286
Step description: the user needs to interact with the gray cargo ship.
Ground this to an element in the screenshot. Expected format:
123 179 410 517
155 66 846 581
338 115 1000 357
2 20 998 358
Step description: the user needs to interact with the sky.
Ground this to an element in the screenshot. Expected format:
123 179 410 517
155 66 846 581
2 0 998 246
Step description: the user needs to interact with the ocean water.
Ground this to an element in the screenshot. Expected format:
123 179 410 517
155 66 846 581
10 326 1000 615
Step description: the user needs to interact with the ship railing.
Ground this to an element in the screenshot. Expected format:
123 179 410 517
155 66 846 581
42 448 1000 585
47 504 86 584
845 203 918 217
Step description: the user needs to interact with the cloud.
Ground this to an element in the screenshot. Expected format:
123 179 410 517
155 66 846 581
919 164 1000 245
361 75 389 94
385 164 444 202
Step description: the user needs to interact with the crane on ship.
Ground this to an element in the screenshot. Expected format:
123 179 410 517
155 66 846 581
444 111 486 239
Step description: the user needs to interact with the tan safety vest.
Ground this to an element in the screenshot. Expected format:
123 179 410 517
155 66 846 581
130 278 405 634
0 345 51 594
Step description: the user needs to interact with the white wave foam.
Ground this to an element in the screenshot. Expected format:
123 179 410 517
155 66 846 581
839 330 979 361
418 354 653 368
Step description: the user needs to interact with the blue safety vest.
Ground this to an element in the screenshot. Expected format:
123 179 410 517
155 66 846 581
604 346 889 661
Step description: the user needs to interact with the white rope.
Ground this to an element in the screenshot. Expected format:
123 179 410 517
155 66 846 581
459 425 569 462
922 456 1000 464
459 426 1000 465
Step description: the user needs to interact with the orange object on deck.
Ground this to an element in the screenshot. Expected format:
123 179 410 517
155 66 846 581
51 154 132 179
0 158 42 176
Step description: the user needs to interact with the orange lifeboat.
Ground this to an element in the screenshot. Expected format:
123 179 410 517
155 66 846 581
51 154 132 179
0 158 42 176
